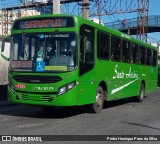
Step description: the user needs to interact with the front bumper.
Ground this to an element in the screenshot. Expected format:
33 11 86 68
8 86 78 106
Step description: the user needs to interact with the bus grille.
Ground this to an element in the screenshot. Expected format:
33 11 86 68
13 75 62 83
20 94 28 100
19 94 53 102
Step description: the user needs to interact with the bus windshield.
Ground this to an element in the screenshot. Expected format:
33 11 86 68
10 32 77 72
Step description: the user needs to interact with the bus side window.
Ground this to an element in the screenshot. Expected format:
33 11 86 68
146 48 152 66
79 24 94 76
97 31 110 60
132 43 139 64
80 37 94 63
152 50 157 67
111 36 121 61
140 46 146 65
122 40 131 63
85 40 94 62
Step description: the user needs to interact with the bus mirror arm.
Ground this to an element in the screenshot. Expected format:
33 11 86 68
1 40 4 52
1 53 10 61
1 38 11 61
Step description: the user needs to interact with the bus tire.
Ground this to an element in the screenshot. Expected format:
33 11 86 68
136 83 145 102
90 86 104 113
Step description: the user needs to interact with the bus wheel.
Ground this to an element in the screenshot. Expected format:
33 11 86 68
90 86 104 113
136 83 145 102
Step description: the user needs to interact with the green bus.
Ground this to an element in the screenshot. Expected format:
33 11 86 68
3 14 158 113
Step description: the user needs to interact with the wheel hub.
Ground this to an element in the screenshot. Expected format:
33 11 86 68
96 92 103 107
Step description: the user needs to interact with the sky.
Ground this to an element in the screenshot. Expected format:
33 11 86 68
101 0 160 43
149 0 160 15
147 0 160 43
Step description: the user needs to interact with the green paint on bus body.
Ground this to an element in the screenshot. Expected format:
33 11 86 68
7 14 158 112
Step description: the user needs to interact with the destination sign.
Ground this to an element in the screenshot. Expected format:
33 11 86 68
13 17 74 30
10 60 32 68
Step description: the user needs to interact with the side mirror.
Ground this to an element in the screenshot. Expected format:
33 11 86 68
1 38 10 61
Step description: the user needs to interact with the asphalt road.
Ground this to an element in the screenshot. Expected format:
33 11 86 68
0 88 160 144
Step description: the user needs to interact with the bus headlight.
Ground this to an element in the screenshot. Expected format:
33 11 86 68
58 81 76 96
67 81 76 90
58 85 67 96
9 82 15 93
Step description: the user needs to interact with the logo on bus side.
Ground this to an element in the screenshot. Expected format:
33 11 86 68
113 65 138 79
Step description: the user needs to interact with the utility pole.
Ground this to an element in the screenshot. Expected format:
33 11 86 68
82 0 89 19
96 0 102 24
53 0 60 14
136 0 149 42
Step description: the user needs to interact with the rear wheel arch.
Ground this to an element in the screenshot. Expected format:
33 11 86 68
141 80 145 89
136 81 145 102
